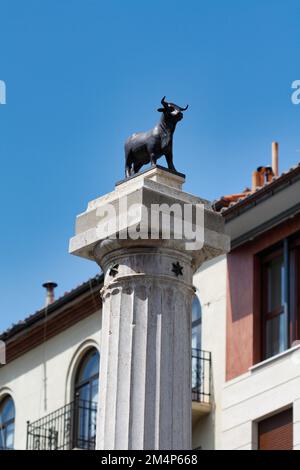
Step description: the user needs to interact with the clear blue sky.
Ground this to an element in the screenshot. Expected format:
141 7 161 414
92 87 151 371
0 0 299 331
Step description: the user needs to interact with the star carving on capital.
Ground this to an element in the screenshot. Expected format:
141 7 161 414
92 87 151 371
109 263 119 277
172 261 183 277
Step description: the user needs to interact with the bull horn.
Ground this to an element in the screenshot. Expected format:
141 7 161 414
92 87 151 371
161 96 168 107
179 104 189 111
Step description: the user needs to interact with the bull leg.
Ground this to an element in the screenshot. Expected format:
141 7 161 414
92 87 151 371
125 162 132 178
149 153 157 167
133 162 143 174
125 148 133 178
165 151 177 172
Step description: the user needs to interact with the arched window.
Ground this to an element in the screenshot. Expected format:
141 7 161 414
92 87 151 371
74 349 99 449
0 396 15 450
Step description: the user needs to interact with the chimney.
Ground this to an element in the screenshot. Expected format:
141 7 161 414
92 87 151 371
252 170 262 191
272 141 279 177
42 281 58 306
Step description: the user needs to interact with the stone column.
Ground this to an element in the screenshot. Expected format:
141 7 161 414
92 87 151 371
69 166 229 450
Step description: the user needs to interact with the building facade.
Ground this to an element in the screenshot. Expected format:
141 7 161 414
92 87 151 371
216 161 300 450
1 157 300 450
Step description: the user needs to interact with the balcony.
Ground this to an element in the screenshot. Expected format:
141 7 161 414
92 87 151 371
192 349 212 418
26 398 97 450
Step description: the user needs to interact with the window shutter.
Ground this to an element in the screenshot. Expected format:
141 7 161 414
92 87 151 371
258 408 293 450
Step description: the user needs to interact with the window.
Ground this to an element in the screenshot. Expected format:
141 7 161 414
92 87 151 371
261 235 300 360
192 295 202 391
74 349 99 449
192 295 202 351
0 396 15 450
289 236 300 342
258 408 293 450
262 249 287 359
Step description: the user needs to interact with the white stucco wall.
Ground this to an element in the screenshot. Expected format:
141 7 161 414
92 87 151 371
221 345 300 450
192 255 227 450
0 311 101 450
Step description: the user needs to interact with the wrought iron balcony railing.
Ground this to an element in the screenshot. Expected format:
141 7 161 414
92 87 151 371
192 349 211 404
26 398 97 450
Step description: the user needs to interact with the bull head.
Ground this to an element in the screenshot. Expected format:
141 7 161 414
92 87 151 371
157 96 188 122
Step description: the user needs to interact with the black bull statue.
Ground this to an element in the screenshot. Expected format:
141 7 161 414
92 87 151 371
124 97 188 177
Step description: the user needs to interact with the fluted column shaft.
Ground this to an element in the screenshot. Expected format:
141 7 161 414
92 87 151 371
95 244 194 450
